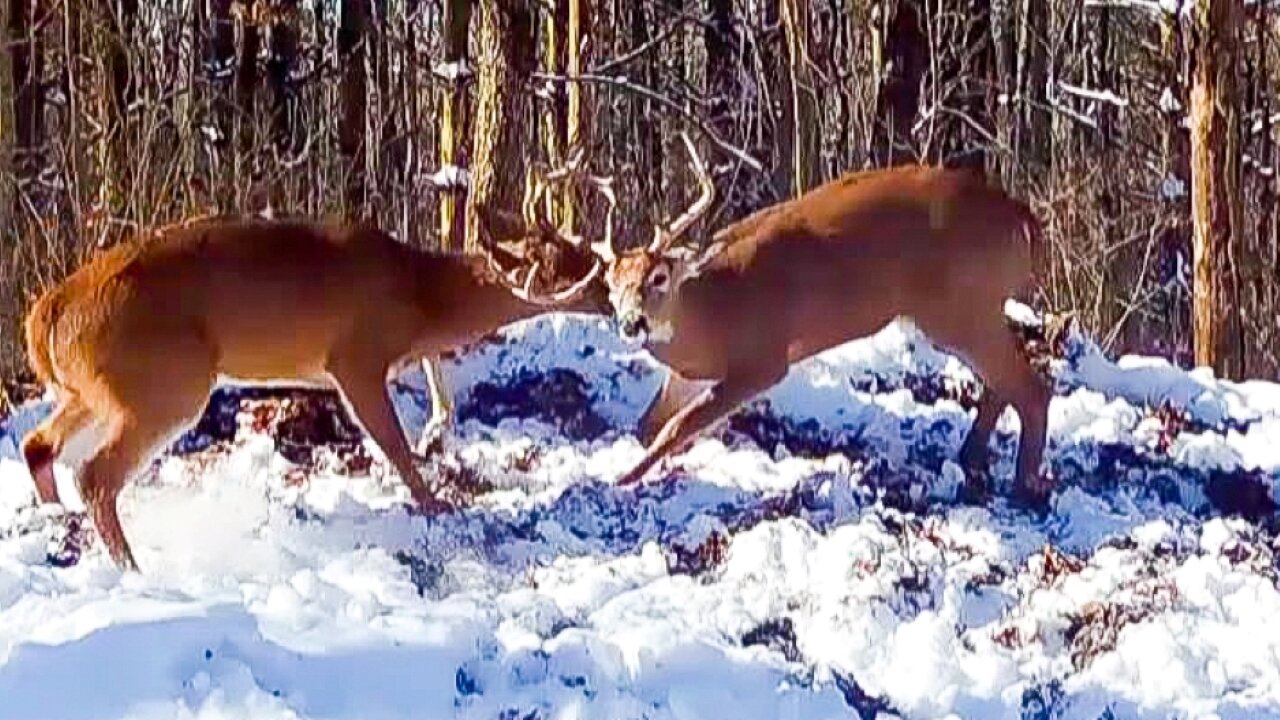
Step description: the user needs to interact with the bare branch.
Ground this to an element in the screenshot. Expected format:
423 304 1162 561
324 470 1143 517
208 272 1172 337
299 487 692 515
531 71 764 172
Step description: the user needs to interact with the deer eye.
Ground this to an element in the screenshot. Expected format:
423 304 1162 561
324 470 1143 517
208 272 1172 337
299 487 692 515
648 268 671 292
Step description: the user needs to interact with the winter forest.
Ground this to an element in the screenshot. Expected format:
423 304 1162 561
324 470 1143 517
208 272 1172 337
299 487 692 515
4 0 1280 719
0 0 1278 382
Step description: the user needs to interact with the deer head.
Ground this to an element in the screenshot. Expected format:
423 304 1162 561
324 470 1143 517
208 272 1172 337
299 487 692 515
590 132 719 342
476 148 616 309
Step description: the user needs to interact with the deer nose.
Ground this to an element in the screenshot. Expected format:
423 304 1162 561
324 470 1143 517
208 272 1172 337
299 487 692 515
619 314 649 340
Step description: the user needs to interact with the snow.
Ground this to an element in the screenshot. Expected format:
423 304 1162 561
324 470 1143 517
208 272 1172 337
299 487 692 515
2 309 1280 719
426 164 470 191
431 60 474 83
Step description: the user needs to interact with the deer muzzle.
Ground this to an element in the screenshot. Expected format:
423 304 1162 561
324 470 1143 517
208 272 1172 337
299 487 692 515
618 313 650 342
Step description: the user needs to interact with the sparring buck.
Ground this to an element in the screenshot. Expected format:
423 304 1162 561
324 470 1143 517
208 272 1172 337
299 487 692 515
19 161 617 571
592 135 1055 507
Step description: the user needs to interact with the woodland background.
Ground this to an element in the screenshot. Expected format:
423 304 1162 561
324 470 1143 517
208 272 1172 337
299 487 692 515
0 0 1276 388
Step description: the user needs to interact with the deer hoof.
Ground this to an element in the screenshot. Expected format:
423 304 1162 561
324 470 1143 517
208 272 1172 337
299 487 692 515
408 493 455 517
1011 476 1054 517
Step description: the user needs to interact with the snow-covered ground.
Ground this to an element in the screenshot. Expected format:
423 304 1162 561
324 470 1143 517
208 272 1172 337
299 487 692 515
2 309 1280 720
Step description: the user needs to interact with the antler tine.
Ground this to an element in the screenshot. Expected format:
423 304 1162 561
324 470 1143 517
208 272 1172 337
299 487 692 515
504 257 604 307
585 174 617 261
649 131 715 254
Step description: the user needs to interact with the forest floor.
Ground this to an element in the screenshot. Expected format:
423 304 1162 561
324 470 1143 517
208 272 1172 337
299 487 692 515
1 307 1279 720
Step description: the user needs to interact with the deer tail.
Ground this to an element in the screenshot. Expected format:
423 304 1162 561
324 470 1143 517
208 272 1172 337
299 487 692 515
23 284 63 390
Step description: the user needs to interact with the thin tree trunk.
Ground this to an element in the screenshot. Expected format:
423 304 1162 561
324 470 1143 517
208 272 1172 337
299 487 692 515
1016 0 1048 175
872 0 926 166
469 0 534 252
60 0 83 229
210 0 235 209
781 0 817 196
1189 0 1245 378
1159 9 1192 363
374 0 397 217
267 0 299 211
541 0 567 227
237 0 260 209
339 0 369 217
10 0 46 218
101 0 137 229
401 0 419 242
628 0 657 219
187 0 208 209
563 0 585 233
438 0 470 249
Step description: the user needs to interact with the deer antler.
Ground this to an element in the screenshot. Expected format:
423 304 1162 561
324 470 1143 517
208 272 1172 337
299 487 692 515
585 174 617 262
648 132 715 255
483 145 618 305
500 257 604 306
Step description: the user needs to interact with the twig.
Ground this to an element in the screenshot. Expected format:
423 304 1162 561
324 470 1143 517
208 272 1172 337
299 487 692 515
531 71 764 172
593 18 689 74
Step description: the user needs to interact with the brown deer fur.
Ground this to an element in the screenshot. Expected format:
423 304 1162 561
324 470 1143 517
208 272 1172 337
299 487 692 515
20 212 608 571
593 146 1054 508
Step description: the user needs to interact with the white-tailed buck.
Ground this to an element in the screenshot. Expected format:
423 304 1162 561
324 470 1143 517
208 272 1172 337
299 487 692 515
20 164 615 571
592 135 1054 508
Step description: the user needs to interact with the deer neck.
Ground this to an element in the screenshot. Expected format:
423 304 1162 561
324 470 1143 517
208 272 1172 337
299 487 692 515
412 253 594 349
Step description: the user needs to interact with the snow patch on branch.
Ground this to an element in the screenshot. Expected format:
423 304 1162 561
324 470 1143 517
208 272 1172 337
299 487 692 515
428 165 470 191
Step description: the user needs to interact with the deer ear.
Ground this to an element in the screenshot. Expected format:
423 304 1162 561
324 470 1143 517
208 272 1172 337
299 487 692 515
474 203 529 245
679 240 726 276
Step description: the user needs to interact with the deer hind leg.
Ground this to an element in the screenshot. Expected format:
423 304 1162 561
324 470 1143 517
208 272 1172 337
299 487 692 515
77 384 213 572
327 355 450 514
618 367 783 487
21 395 98 505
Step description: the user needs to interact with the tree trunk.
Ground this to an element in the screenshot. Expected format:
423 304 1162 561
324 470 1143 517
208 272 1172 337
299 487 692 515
373 0 397 216
706 0 748 219
339 0 369 218
210 0 235 209
59 0 83 227
267 0 299 210
563 0 586 233
187 0 208 209
1189 0 1245 378
468 0 534 252
1158 10 1192 364
629 0 658 222
872 0 926 166
401 0 419 242
1016 0 1048 175
100 0 137 229
9 0 46 218
237 0 261 208
540 0 567 227
781 0 817 196
438 0 470 249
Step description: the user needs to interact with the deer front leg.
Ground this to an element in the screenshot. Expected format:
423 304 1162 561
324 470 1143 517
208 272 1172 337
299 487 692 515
415 357 454 456
637 371 714 445
617 370 780 487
